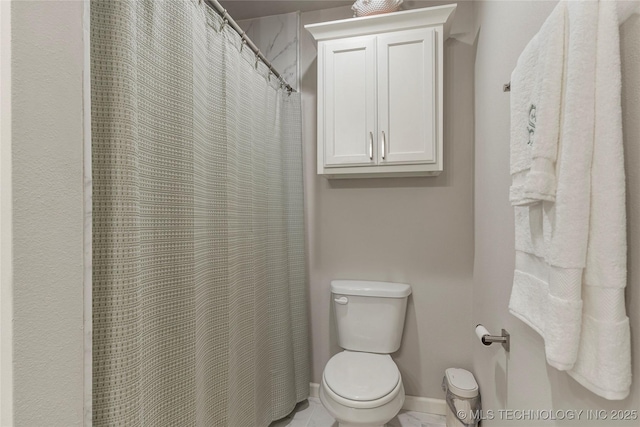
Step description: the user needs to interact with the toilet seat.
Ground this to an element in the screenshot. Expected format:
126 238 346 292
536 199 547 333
322 351 401 409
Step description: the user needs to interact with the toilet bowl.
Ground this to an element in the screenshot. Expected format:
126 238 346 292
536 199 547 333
319 351 405 427
320 280 412 427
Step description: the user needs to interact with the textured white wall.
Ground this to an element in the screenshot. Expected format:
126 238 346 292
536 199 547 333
473 1 640 424
11 0 85 425
301 2 476 399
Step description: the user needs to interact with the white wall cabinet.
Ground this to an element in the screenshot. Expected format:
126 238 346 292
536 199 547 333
306 5 456 178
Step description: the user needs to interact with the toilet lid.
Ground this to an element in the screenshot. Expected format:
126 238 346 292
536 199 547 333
324 351 400 401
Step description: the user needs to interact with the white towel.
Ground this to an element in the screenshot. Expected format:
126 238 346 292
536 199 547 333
510 0 595 372
508 0 631 400
567 0 630 400
509 2 566 206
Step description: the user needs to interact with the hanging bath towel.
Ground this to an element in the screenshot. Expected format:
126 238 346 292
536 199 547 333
509 1 566 206
508 0 631 400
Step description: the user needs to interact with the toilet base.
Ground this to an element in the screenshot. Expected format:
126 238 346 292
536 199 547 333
337 423 384 427
319 379 404 427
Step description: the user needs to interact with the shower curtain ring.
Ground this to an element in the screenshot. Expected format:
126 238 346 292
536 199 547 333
240 35 247 52
219 8 228 32
255 54 259 69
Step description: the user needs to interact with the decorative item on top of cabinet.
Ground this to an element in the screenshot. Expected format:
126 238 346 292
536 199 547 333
351 0 404 18
305 4 456 179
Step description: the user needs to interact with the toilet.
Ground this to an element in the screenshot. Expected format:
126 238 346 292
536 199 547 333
320 280 412 427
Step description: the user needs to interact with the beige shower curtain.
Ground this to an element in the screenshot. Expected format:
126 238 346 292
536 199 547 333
91 1 309 425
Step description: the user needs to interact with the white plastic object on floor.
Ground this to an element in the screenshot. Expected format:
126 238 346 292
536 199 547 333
442 368 480 427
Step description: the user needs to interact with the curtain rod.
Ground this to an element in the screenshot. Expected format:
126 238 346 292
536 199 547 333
203 0 296 93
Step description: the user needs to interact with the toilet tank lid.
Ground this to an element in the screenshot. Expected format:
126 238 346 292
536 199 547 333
331 280 412 298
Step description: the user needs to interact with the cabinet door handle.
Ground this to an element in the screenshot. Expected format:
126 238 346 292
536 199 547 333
381 131 386 160
369 132 373 160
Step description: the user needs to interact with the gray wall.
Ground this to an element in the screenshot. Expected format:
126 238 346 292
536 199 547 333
300 2 476 398
473 1 640 424
11 0 85 425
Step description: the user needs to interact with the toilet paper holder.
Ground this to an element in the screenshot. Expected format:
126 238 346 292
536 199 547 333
476 324 510 352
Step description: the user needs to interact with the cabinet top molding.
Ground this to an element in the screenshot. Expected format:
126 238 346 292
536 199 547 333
305 4 457 41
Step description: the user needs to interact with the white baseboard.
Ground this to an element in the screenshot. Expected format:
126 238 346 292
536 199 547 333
308 383 446 416
309 382 320 398
402 395 446 416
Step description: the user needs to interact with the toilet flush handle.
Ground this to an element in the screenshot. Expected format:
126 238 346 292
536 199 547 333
334 296 349 305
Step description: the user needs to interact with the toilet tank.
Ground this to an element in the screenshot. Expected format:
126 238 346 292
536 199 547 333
331 280 412 354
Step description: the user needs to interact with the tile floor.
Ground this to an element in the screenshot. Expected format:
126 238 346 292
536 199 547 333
270 397 446 427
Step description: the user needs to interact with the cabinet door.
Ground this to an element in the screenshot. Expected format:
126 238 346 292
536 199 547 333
322 36 376 167
377 28 436 165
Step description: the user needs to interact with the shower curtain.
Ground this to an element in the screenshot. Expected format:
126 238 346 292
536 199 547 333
91 1 309 425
